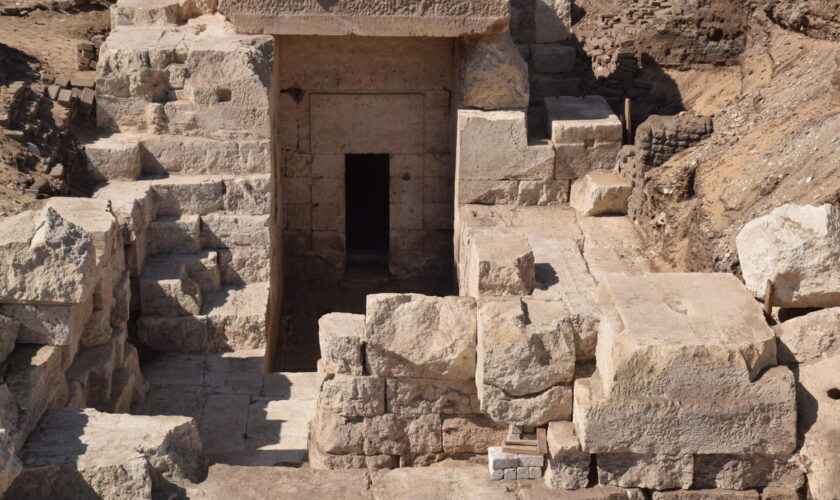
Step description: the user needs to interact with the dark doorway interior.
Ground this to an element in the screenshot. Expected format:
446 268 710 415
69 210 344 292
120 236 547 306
345 154 390 267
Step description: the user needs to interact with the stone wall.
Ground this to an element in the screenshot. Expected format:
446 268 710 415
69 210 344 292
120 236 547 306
276 36 458 280
0 198 146 488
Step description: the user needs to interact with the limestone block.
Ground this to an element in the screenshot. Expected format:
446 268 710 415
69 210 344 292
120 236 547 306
405 413 443 454
441 415 507 454
570 171 632 216
1 301 92 352
318 313 364 376
479 383 573 426
457 110 555 181
6 408 205 499
573 366 796 456
224 175 271 215
594 273 779 399
84 133 142 182
66 342 116 408
140 275 203 318
5 345 64 449
477 298 575 396
218 247 270 285
545 422 590 489
462 31 529 110
535 0 572 43
204 284 268 351
311 408 363 455
385 377 481 416
652 491 760 500
318 375 384 418
693 454 805 491
310 93 423 155
737 204 840 308
531 44 576 73
0 430 21 494
365 294 477 381
546 96 623 145
761 488 798 500
597 454 693 490
0 314 19 363
138 315 208 353
0 208 96 304
139 136 272 176
554 141 623 180
458 180 518 205
308 441 395 471
363 414 407 456
797 355 840 500
219 0 510 37
201 213 270 249
467 232 536 297
775 308 840 364
147 215 201 255
111 0 214 27
151 178 225 216
516 180 570 206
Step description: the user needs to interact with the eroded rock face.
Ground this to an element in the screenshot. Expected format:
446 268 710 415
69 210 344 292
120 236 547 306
737 204 840 308
365 294 477 382
462 31 529 110
6 409 206 499
0 208 96 304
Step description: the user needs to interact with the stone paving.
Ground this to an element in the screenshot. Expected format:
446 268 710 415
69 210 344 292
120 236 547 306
132 349 316 466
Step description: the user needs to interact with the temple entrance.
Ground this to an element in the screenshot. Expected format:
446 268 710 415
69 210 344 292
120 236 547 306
345 154 390 269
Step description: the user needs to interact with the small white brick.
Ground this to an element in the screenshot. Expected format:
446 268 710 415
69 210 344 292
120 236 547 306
503 468 517 480
519 454 545 468
490 469 504 481
489 446 519 470
529 466 543 479
517 467 529 480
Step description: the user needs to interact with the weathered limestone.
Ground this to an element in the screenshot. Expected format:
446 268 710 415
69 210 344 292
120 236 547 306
535 0 572 43
0 315 19 363
385 377 481 417
477 298 575 397
365 294 477 382
797 355 840 500
467 231 536 297
570 171 632 216
318 375 385 418
597 454 693 490
545 421 591 490
737 204 840 308
318 313 364 376
219 0 511 37
441 415 507 454
457 110 555 188
652 491 760 500
462 31 529 110
545 96 623 180
6 409 206 499
575 274 796 455
480 383 572 427
84 133 142 182
692 454 804 491
775 308 840 364
0 208 96 304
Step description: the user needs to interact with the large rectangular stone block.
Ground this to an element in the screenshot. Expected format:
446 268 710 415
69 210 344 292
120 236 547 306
365 294 476 381
467 232 536 297
317 374 385 418
318 313 364 376
385 377 480 416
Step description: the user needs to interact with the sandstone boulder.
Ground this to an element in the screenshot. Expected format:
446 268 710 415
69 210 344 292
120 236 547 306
477 298 575 397
467 231 536 297
775 308 840 364
6 409 206 499
318 313 364 376
462 31 529 110
0 208 96 304
365 294 476 381
570 171 632 216
737 204 840 308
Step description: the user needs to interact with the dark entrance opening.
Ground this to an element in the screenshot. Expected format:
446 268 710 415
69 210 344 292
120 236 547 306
345 154 390 268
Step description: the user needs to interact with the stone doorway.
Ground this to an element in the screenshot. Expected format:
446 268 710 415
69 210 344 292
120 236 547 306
345 154 390 269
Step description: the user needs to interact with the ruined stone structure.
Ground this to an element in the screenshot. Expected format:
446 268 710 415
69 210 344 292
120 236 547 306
0 0 837 498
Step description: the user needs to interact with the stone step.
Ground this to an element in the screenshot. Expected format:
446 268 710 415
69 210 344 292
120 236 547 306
147 214 202 255
85 133 270 183
139 252 222 317
5 408 206 499
137 283 269 353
